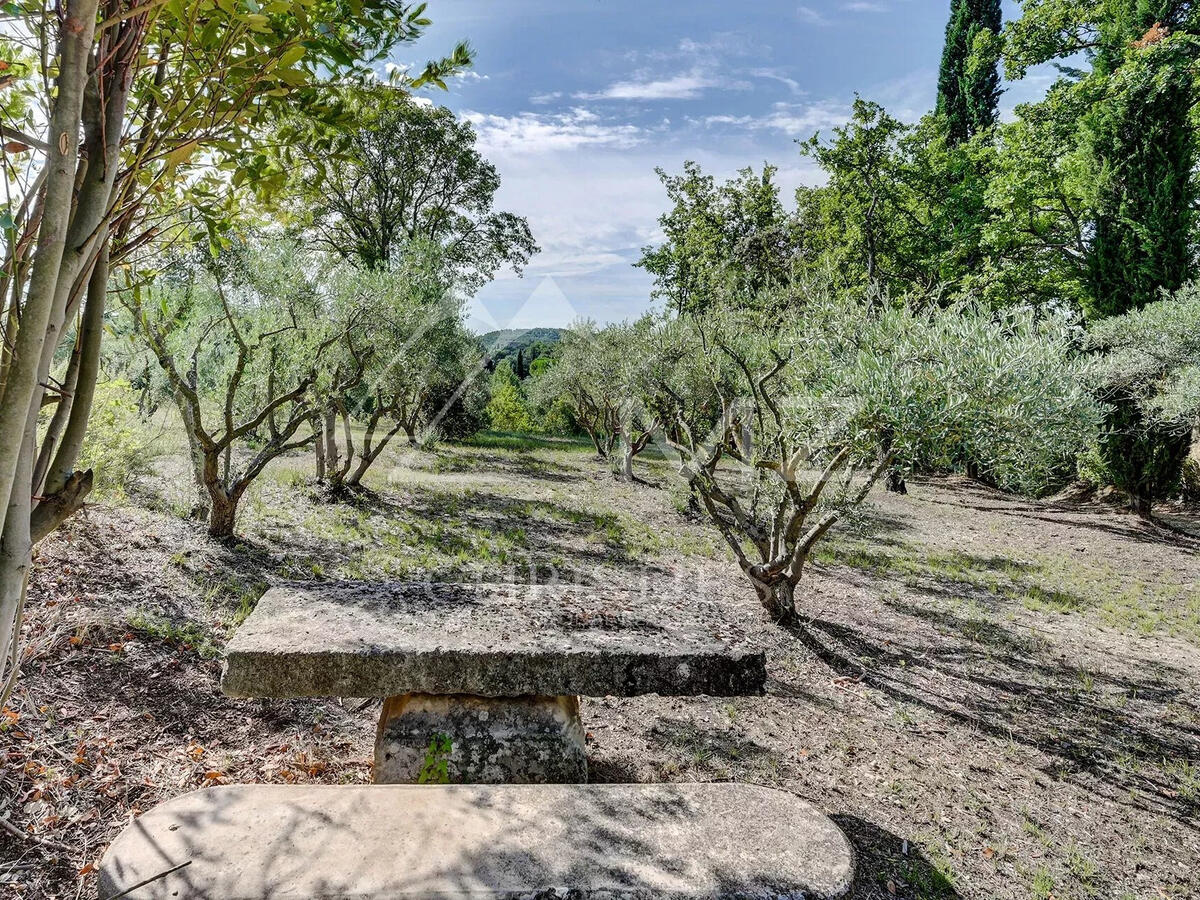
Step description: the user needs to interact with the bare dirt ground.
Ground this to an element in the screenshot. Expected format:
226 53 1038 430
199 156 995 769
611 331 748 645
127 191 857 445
2 437 1198 899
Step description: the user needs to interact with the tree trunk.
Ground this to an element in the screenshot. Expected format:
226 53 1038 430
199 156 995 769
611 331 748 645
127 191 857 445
42 241 109 501
313 412 326 481
206 486 241 539
753 577 798 625
619 431 635 481
324 407 339 476
0 0 98 547
0 434 35 694
583 425 603 458
405 424 418 444
885 469 908 494
314 430 326 480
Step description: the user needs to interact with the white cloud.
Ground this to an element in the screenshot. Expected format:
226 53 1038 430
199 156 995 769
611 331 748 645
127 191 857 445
578 70 721 102
698 99 850 137
751 68 805 95
840 1 890 11
797 5 830 25
462 108 643 154
468 141 828 327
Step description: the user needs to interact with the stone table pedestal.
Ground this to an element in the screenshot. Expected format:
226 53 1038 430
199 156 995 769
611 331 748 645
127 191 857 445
374 693 587 783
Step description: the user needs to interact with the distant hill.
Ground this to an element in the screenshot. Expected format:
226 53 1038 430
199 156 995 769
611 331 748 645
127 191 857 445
480 328 564 356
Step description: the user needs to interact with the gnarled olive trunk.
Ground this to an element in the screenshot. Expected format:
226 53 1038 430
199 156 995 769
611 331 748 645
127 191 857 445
751 575 799 626
206 486 243 540
345 404 408 488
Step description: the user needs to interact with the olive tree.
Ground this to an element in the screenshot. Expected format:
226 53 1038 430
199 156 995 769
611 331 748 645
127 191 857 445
529 324 622 459
286 84 537 285
121 237 343 537
319 248 484 488
1087 282 1200 506
661 290 1101 624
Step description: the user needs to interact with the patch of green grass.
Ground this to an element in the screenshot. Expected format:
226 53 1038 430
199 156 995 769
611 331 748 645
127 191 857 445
128 610 222 660
1030 866 1056 900
893 842 958 900
1020 811 1051 846
1165 757 1200 802
452 430 591 453
1065 843 1098 894
815 532 1200 644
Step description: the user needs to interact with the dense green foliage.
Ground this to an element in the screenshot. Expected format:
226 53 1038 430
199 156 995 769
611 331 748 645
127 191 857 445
285 86 537 286
636 163 795 315
632 2 1200 515
482 328 564 370
525 284 1100 622
1090 282 1200 437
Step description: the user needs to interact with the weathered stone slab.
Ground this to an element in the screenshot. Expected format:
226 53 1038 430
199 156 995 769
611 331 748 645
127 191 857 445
98 783 854 899
221 582 766 699
374 693 587 784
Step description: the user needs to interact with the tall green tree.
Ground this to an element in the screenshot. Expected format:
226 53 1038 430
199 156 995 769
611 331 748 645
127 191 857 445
286 86 537 288
1004 0 1200 516
798 100 995 302
636 163 795 316
936 0 1004 145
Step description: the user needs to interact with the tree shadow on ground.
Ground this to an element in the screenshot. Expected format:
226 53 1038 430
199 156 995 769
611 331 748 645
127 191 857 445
405 448 586 484
834 814 961 900
589 716 776 783
785 616 1200 827
347 486 679 581
909 477 1200 550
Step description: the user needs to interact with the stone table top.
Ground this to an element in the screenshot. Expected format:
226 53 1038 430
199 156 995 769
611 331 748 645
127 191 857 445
221 582 766 699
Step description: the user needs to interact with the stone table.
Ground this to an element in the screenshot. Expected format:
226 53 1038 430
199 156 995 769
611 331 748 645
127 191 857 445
221 582 767 783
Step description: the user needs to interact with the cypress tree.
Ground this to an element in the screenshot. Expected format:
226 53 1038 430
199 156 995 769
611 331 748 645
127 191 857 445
936 0 1003 144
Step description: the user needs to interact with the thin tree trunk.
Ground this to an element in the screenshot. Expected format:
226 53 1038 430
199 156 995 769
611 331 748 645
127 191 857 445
583 425 603 457
347 413 405 488
0 433 35 688
31 336 82 495
324 406 339 477
329 402 354 487
0 1 99 545
620 428 635 481
42 241 109 500
313 412 326 481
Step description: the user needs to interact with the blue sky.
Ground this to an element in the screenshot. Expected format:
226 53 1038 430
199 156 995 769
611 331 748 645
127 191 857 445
393 1 1047 332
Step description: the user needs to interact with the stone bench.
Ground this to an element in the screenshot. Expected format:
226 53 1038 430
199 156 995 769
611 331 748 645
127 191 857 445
222 583 767 783
99 783 854 899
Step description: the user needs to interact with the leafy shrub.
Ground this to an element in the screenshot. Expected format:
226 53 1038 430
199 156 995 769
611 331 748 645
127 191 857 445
486 370 533 433
532 396 576 436
1181 457 1200 502
77 379 160 498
